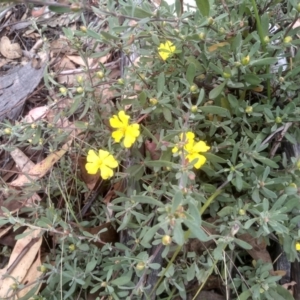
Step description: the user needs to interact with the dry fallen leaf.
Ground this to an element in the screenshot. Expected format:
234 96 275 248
54 56 76 85
23 106 49 123
10 140 72 187
208 42 229 52
0 36 22 59
0 229 43 298
67 55 95 68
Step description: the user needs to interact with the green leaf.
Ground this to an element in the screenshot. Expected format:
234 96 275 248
18 285 40 300
111 275 131 286
275 284 296 299
209 81 226 99
144 160 175 169
253 155 279 168
175 0 182 17
217 206 234 217
141 223 162 244
238 290 252 300
157 72 165 93
101 31 119 41
184 220 209 241
244 74 261 85
199 105 229 116
86 29 102 40
250 58 278 66
204 153 226 163
195 0 210 16
132 7 152 18
234 238 252 250
172 191 183 212
163 107 172 122
173 221 185 245
132 195 164 207
186 63 196 85
49 5 72 13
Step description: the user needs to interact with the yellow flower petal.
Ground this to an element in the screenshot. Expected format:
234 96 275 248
158 40 176 61
85 162 99 174
180 132 195 142
100 165 114 179
110 115 123 128
123 135 135 148
192 141 210 153
127 124 140 138
104 154 119 169
118 110 130 126
112 130 124 143
296 242 300 251
87 150 99 163
187 153 206 169
110 111 129 129
172 146 179 153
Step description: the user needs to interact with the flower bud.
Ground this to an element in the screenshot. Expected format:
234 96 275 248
289 183 297 188
69 244 76 252
76 87 84 94
284 36 292 44
279 76 285 83
297 3 300 12
80 26 87 33
96 71 105 79
190 84 199 94
207 17 214 25
263 36 270 44
117 78 124 85
59 87 67 96
245 106 253 114
239 209 246 216
223 72 231 79
275 116 282 124
219 27 225 34
198 32 206 40
76 75 83 83
136 262 145 271
149 98 158 105
191 105 198 113
162 235 172 246
40 265 48 273
4 128 11 134
241 55 250 66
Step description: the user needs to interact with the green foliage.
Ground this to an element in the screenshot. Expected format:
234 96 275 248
2 0 300 299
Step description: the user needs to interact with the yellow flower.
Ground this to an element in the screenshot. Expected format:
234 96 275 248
172 132 195 154
185 140 210 169
109 111 140 148
85 149 118 180
158 40 176 61
172 132 210 169
296 242 300 251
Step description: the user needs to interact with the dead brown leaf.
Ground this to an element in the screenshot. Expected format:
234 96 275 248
0 229 43 298
0 37 22 59
23 106 49 123
10 140 72 187
145 138 161 160
84 222 119 248
67 55 95 68
54 56 76 85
